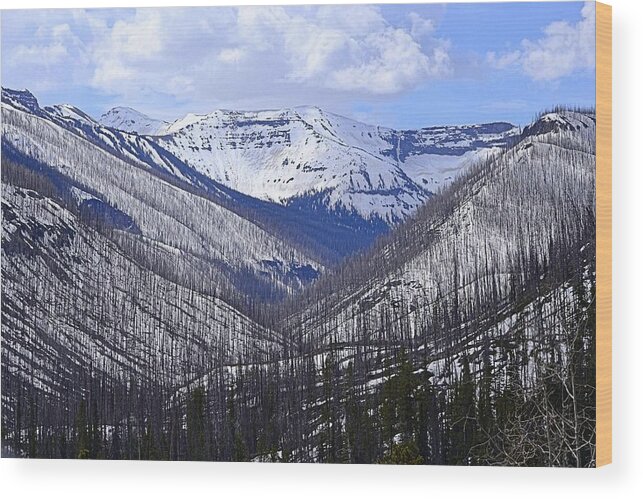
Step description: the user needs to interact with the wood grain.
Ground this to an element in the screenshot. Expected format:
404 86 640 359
596 1 612 468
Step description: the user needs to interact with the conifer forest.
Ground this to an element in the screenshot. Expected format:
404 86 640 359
1 88 597 466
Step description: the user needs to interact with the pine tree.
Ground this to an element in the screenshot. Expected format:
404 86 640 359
75 400 90 459
446 357 477 465
187 386 206 461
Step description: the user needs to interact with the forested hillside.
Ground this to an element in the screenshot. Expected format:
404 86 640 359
1 89 596 466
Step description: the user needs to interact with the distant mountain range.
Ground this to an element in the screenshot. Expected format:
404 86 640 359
4 88 518 225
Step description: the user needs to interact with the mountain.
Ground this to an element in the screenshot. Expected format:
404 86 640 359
154 106 518 224
265 109 597 464
520 108 596 138
99 106 169 135
0 88 41 115
45 103 97 126
1 88 519 260
86 97 518 226
290 109 596 350
2 181 283 402
383 121 517 188
1 89 325 306
155 107 426 224
1 90 390 263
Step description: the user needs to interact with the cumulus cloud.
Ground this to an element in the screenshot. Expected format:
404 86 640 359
409 12 435 39
91 10 172 95
327 29 449 94
4 20 90 92
9 22 82 67
11 42 68 66
228 5 450 95
487 1 595 81
2 5 449 112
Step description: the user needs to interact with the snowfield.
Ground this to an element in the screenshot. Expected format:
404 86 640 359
155 106 518 224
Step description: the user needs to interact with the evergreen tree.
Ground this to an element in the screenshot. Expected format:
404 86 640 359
75 400 90 459
446 357 478 465
187 386 206 461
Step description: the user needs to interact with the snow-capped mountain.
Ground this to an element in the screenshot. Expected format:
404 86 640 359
99 106 169 135
45 103 97 126
20 87 519 226
383 121 517 188
0 88 41 115
291 109 596 349
521 109 596 138
153 106 518 224
1 89 324 304
155 106 430 224
1 90 596 465
0 87 523 268
1 89 389 262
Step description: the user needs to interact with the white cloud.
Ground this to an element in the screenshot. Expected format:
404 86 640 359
4 20 90 92
218 47 246 64
2 5 449 113
328 28 449 94
9 22 81 67
486 50 521 70
409 12 435 39
230 5 450 94
91 10 164 93
487 1 595 81
11 42 68 66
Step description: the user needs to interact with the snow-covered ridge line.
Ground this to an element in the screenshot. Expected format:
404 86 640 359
1 99 324 303
2 87 519 226
288 108 596 349
152 102 519 224
99 106 170 136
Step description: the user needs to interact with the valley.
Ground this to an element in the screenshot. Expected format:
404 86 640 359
1 88 596 466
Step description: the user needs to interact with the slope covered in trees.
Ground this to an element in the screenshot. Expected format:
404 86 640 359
2 97 327 308
1 101 596 466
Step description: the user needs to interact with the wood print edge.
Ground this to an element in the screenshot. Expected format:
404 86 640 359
596 1 612 468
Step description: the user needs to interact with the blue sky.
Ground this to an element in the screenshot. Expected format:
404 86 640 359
1 2 596 128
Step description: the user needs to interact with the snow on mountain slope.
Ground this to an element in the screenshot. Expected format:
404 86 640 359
387 122 518 189
1 89 387 263
99 106 169 135
1 99 324 301
155 107 428 224
155 106 518 224
1 89 211 191
2 88 518 227
1 182 283 399
292 110 595 346
0 88 42 115
391 113 594 303
44 103 97 127
521 109 595 139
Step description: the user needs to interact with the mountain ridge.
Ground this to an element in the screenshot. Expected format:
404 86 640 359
2 87 519 227
99 106 170 135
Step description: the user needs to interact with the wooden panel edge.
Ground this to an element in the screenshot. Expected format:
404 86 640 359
596 1 612 468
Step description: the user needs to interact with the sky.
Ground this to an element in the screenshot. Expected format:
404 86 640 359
1 2 596 129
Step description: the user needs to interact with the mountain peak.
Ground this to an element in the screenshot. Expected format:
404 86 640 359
99 106 169 135
1 87 41 114
521 108 595 139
